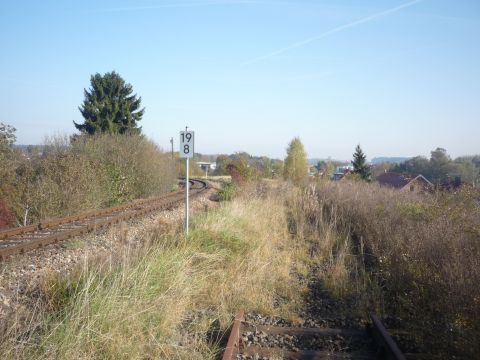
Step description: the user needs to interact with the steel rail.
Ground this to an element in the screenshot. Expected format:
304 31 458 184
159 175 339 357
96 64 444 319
370 314 407 360
0 179 207 260
0 184 193 240
222 311 245 360
222 310 408 360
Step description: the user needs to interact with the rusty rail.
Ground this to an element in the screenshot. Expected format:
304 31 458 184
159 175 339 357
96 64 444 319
0 179 207 260
222 311 244 360
222 311 407 360
0 180 200 240
371 314 407 360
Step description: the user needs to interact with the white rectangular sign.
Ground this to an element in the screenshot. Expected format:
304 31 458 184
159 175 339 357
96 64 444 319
179 131 194 158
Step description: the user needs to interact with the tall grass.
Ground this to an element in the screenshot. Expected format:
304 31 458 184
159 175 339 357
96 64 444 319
292 180 480 358
0 183 300 359
2 134 176 226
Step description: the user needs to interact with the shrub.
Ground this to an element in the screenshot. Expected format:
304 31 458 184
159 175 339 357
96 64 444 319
0 134 176 226
301 180 480 358
217 181 236 201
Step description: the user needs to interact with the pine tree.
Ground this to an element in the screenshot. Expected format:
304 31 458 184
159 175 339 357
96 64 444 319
352 144 371 181
74 71 145 135
284 137 308 185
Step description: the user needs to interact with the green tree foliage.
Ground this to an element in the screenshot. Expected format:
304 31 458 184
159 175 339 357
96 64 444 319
176 157 202 178
455 155 480 186
271 159 284 178
74 71 145 135
315 160 336 180
284 137 308 185
0 122 16 148
315 160 326 173
214 154 230 176
0 123 18 188
371 162 394 178
0 123 18 227
227 158 254 184
256 157 284 179
352 144 371 181
231 151 251 164
429 148 451 181
392 148 480 185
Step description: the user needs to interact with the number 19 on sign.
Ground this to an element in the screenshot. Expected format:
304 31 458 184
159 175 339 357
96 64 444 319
180 129 194 234
180 131 194 158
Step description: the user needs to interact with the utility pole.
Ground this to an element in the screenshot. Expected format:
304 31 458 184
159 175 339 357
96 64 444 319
170 137 174 159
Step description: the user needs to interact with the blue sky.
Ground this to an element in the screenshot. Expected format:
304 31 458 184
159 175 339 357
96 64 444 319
1 0 479 160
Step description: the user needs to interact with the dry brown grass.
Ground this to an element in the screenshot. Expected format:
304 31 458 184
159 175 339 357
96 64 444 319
292 180 480 358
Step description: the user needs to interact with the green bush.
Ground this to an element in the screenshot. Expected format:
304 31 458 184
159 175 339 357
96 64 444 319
218 181 236 201
0 134 176 225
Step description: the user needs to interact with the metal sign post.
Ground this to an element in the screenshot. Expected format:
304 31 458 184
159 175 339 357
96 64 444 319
179 127 194 235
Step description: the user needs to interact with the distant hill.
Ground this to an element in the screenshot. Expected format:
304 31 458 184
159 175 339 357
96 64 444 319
371 157 410 165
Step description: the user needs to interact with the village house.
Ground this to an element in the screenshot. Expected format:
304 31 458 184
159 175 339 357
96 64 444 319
376 172 433 193
331 165 353 181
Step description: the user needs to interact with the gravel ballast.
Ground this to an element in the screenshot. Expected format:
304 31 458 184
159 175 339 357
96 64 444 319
0 188 216 327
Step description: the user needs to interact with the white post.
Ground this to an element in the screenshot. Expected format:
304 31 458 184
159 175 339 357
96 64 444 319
180 127 193 236
185 157 189 235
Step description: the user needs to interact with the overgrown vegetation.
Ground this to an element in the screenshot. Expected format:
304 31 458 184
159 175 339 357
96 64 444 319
213 152 284 179
0 184 301 359
293 180 480 358
0 133 175 226
2 146 477 359
217 181 237 201
0 123 17 227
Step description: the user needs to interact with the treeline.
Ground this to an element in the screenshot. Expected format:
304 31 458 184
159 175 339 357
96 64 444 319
209 152 284 179
390 147 480 185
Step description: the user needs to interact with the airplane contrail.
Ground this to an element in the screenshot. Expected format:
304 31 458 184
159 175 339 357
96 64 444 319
242 0 425 66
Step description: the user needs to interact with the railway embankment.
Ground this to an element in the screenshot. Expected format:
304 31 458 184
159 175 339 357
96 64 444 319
1 180 477 359
0 184 214 342
0 182 298 359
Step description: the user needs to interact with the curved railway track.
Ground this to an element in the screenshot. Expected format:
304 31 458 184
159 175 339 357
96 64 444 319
0 179 208 261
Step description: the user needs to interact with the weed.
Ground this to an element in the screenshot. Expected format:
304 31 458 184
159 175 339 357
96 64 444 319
0 183 301 359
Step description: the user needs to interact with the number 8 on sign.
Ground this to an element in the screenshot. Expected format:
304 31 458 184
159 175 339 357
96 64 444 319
180 131 194 158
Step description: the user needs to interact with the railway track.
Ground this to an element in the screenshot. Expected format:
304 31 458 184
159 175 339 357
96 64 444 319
223 311 408 360
0 179 208 261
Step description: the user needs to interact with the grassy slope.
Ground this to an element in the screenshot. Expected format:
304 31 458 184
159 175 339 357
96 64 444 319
1 185 302 359
3 179 476 359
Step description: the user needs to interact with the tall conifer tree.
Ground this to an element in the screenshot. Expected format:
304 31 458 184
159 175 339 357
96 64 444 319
74 71 144 135
352 144 371 181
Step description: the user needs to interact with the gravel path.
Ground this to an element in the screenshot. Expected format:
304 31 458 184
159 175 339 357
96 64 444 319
0 188 217 331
